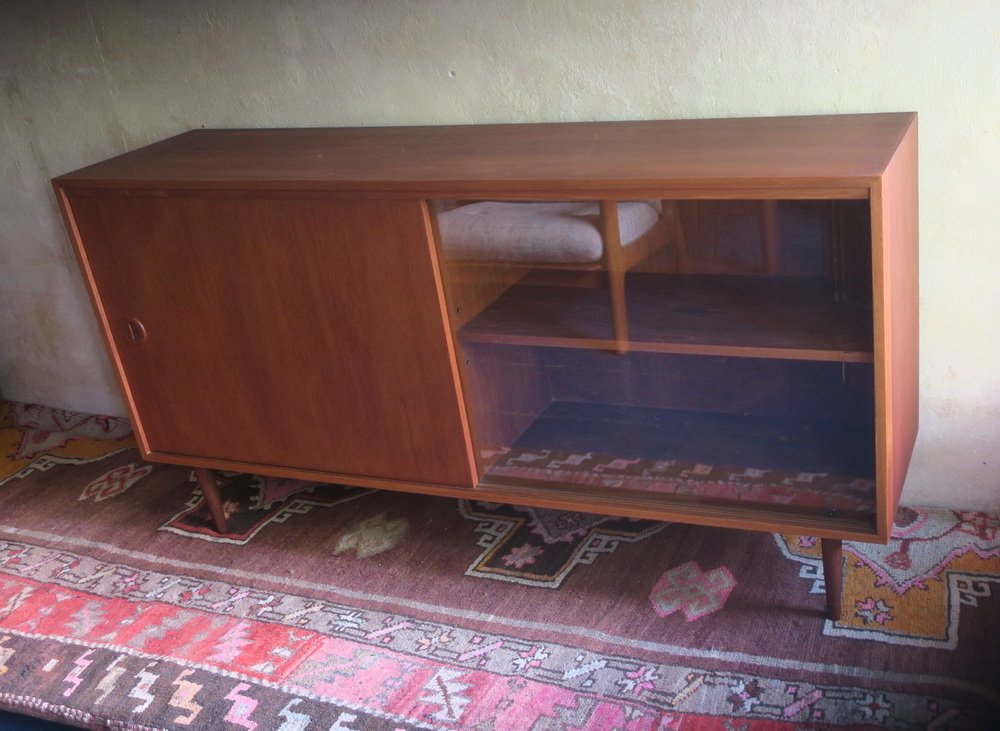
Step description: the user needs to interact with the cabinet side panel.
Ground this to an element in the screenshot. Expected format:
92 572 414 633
64 193 475 487
872 119 919 539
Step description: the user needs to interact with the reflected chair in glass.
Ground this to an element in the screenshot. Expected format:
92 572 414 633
434 199 681 353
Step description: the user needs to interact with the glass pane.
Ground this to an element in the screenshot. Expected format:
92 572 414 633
432 198 876 521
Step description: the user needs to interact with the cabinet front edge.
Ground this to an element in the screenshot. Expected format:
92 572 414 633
51 178 877 201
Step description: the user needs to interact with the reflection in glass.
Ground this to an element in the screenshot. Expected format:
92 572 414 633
432 199 876 521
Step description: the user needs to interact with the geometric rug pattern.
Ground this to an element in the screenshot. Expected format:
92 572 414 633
0 401 134 490
1 402 998 729
778 506 1000 648
485 445 876 516
161 472 370 545
457 500 668 588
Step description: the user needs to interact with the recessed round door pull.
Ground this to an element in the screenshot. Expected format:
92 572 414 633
126 318 147 343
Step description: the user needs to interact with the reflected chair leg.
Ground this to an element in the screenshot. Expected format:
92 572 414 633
821 538 843 621
608 269 629 353
194 467 228 534
599 200 629 353
665 200 689 273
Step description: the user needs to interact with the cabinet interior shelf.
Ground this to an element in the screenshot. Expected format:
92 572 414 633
481 401 875 512
459 273 874 363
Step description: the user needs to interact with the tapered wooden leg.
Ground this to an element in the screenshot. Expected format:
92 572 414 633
194 468 228 534
821 538 843 621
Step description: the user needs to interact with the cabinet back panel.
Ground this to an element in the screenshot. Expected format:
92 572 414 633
544 350 874 422
66 193 474 486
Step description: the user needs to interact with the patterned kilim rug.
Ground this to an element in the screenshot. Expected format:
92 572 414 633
0 401 998 729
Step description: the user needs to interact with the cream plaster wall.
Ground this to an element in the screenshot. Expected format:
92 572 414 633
1 0 998 510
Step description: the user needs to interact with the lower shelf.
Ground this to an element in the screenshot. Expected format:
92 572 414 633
479 401 876 523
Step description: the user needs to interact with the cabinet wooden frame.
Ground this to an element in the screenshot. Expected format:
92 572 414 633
54 113 918 620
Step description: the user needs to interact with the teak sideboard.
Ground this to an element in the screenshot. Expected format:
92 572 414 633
54 113 919 620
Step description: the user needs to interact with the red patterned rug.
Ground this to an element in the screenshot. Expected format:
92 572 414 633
1 402 998 729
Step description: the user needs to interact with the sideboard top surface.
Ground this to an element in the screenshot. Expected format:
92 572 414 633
55 112 916 195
